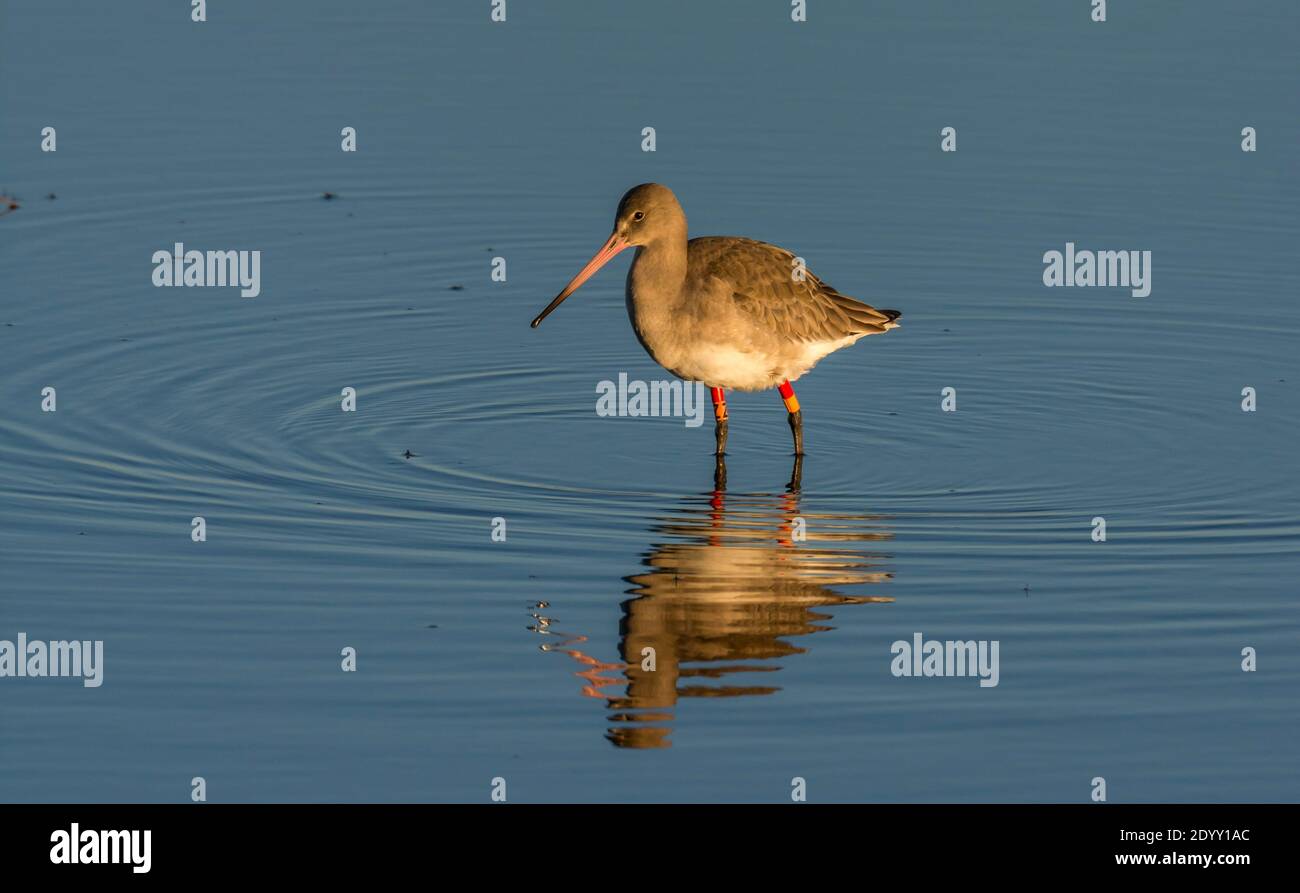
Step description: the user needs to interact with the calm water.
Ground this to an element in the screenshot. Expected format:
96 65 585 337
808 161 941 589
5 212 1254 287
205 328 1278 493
2 1 1297 802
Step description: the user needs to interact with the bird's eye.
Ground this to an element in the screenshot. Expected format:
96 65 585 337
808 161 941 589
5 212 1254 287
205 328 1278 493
633 211 645 221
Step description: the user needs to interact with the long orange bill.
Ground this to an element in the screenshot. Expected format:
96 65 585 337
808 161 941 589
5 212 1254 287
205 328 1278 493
530 232 629 328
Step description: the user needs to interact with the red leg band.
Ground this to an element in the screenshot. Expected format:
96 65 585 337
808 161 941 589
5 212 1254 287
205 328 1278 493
711 387 727 422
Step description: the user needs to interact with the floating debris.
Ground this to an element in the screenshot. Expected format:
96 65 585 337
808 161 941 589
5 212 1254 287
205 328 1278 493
322 192 337 200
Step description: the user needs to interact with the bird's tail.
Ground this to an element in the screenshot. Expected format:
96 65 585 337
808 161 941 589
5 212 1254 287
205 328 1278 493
838 297 901 333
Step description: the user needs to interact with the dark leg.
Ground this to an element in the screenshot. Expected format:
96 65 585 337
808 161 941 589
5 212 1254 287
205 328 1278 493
779 380 803 456
710 386 728 456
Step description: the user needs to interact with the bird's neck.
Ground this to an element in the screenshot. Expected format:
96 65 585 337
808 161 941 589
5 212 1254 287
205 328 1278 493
629 235 688 309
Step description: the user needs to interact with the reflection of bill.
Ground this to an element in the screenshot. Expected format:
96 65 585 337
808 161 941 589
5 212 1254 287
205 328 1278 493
530 458 893 749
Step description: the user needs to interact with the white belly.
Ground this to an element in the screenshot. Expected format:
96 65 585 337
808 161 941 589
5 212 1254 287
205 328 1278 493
653 337 860 391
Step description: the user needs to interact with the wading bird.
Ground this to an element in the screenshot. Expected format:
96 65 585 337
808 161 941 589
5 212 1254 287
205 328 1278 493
531 183 899 456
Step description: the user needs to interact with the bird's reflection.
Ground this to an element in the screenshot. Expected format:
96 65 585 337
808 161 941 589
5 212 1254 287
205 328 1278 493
529 456 894 749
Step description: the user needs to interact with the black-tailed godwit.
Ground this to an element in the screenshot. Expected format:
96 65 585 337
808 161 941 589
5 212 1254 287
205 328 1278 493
531 183 900 456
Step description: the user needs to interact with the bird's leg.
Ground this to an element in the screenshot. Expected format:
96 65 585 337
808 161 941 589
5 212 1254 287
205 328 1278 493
779 380 804 456
710 386 728 456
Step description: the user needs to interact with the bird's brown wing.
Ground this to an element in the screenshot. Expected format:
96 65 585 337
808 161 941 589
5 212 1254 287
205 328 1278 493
687 237 900 343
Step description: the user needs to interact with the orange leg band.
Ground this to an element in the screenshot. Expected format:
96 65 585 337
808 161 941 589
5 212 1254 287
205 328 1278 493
778 380 800 414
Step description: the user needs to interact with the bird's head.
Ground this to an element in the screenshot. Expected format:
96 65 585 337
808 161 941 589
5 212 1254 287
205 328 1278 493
531 183 685 328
